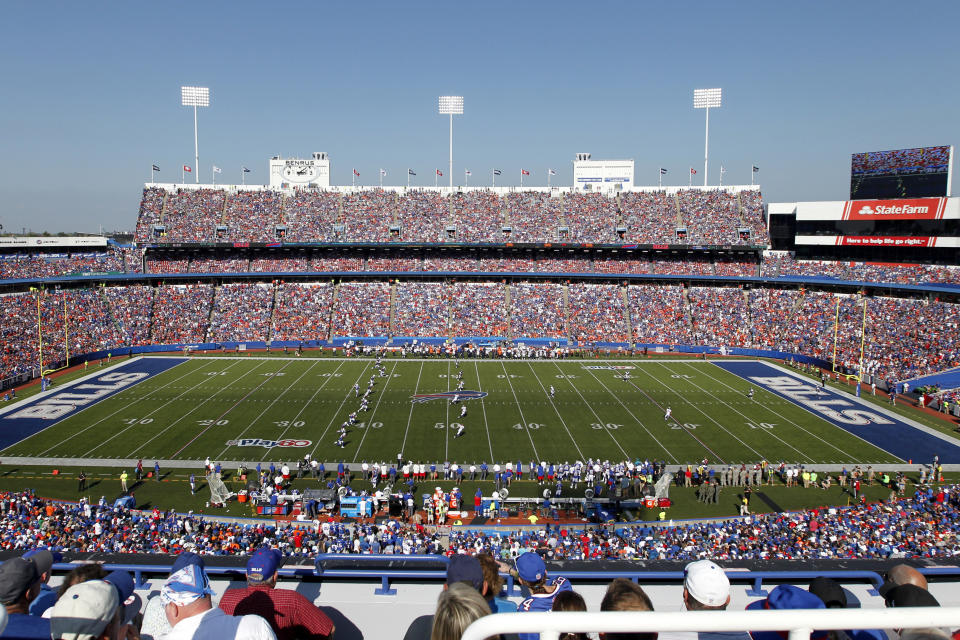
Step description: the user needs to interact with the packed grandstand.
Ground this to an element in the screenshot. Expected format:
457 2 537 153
2 184 960 390
2 181 960 640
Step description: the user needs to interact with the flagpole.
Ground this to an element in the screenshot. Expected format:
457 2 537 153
751 165 755 187
465 170 469 187
151 166 155 184
352 170 355 188
435 170 438 188
182 166 185 184
689 169 692 188
658 170 662 189
547 170 551 189
407 170 411 189
212 165 215 187
492 169 495 188
520 169 523 189
241 167 245 186
379 170 383 189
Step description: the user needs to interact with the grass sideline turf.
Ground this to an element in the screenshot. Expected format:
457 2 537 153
1 465 948 522
0 357 915 465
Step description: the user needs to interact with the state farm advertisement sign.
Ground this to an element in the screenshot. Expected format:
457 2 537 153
842 198 946 221
837 236 935 247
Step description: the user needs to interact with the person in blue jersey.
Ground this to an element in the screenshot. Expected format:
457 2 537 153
513 552 572 640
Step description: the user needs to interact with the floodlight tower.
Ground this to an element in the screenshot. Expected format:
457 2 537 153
438 96 463 189
693 88 722 187
181 86 210 184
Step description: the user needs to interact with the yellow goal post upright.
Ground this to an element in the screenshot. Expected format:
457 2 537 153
30 287 72 377
831 295 869 390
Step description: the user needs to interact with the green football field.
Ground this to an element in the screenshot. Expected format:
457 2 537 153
1 357 900 465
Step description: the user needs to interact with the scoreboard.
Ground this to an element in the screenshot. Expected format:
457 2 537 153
850 145 953 200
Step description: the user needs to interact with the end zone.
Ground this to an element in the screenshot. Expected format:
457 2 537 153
0 357 188 451
713 360 960 463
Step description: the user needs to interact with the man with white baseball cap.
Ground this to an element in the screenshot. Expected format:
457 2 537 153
660 560 749 640
49 581 121 640
160 564 275 640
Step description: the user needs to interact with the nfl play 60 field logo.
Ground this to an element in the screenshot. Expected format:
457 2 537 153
225 438 312 448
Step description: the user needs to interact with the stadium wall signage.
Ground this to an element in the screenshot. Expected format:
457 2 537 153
582 365 635 370
796 196 957 221
842 197 946 221
225 438 312 448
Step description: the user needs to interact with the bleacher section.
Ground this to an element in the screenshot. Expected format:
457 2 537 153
131 186 771 246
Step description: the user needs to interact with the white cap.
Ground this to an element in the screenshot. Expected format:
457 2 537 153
684 559 730 607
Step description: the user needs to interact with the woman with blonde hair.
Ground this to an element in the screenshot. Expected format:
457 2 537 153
431 582 494 640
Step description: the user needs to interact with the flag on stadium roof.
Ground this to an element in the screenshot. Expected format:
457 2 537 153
752 165 760 172
548 169 557 175
659 168 668 175
152 164 160 172
408 169 416 176
380 169 387 176
353 168 360 176
521 169 530 175
465 170 471 176
213 166 222 174
493 169 502 176
183 165 192 172
690 168 697 174
720 166 727 174
242 167 251 173
436 169 443 176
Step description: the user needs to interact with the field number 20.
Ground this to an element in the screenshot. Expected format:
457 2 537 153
670 423 699 430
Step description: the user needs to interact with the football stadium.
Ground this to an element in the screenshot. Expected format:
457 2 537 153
2 5 960 640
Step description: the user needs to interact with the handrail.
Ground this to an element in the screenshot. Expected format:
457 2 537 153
461 608 960 640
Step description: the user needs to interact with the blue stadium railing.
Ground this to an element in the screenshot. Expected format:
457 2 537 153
56 557 960 599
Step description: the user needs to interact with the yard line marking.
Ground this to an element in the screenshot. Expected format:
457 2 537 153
636 363 762 461
122 361 271 458
400 362 425 456
698 362 870 462
473 361 495 461
352 361 399 462
498 362 539 461
262 360 348 458
578 365 677 462
309 361 373 460
526 363 586 460
655 361 810 460
170 361 294 458
34 359 214 457
444 361 451 462
209 360 319 460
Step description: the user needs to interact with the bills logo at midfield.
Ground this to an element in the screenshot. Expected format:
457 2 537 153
225 438 311 448
411 391 487 404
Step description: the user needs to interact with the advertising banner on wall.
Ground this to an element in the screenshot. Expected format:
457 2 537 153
841 197 947 221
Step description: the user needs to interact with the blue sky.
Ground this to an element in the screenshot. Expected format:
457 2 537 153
0 1 957 233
